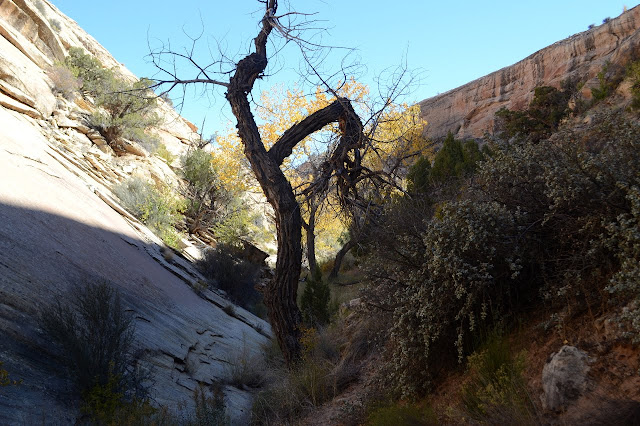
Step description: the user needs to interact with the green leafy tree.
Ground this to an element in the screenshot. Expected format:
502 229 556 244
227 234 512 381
407 132 485 197
65 47 160 152
181 148 227 235
406 155 431 195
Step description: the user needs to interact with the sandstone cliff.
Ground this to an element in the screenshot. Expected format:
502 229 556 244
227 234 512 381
0 0 269 423
419 6 640 140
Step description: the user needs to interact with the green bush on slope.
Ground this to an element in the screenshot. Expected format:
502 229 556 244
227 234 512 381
64 47 161 152
113 176 185 248
366 112 640 398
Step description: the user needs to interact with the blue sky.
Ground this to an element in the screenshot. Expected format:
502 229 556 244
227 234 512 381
52 0 635 137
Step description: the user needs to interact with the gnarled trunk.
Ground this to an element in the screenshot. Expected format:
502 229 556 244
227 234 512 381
329 238 356 280
303 198 318 273
224 0 365 365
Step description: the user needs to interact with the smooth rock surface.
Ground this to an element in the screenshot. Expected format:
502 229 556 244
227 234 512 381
0 1 271 423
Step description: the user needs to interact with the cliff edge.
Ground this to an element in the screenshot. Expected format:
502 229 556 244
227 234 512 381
419 6 640 139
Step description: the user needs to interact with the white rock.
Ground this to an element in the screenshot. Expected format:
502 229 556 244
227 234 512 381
541 345 592 412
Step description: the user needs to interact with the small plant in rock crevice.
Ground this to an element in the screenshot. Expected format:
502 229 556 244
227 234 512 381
0 361 22 387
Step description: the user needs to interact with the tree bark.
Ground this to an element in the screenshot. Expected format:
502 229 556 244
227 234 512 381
329 238 356 280
302 198 318 273
223 0 365 365
224 1 304 365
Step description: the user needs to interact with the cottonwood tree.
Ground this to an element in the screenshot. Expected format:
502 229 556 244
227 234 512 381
150 0 416 364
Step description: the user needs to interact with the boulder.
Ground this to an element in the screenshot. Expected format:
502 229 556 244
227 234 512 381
541 345 592 412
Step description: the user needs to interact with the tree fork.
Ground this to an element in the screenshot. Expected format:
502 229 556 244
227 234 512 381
224 0 365 364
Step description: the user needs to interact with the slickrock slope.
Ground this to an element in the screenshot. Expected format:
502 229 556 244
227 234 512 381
0 0 270 424
419 6 640 140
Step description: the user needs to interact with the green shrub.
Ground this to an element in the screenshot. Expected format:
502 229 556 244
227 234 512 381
212 200 264 245
49 19 62 32
605 184 640 341
113 177 185 248
406 155 431 195
627 60 640 110
379 200 523 397
39 281 140 398
461 334 537 423
379 113 640 398
591 61 623 103
156 143 176 164
300 267 331 327
64 48 161 152
197 244 262 311
430 132 483 183
87 77 161 153
190 385 229 426
181 148 226 234
64 47 111 97
495 86 570 142
406 133 485 199
592 72 611 101
367 114 640 398
479 113 640 300
34 0 46 14
83 383 228 425
366 402 436 426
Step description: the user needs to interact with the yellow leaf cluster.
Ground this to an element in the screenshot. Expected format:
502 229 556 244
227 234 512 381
214 78 370 193
211 128 254 193
366 103 430 171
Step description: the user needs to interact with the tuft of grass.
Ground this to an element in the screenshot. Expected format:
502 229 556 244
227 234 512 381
366 402 437 426
156 143 176 165
461 334 539 424
227 341 266 389
222 304 236 317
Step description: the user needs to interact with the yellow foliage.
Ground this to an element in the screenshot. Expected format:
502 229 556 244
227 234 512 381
214 78 426 259
211 129 254 193
366 103 430 172
257 79 369 172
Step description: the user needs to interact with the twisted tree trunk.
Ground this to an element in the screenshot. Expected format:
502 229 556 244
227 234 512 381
225 0 365 364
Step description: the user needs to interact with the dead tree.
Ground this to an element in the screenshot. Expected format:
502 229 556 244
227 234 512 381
151 0 369 364
150 0 419 364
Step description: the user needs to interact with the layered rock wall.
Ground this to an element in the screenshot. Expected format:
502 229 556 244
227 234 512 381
419 6 640 140
0 1 269 424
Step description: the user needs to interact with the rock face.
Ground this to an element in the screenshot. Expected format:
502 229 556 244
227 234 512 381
0 1 271 424
419 6 640 140
541 346 592 412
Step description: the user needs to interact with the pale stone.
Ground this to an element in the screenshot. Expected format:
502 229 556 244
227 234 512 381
541 345 592 412
419 7 640 140
0 2 271 423
0 25 56 117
